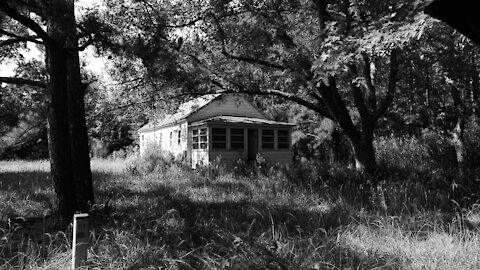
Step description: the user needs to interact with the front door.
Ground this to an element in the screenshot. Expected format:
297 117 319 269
247 129 258 162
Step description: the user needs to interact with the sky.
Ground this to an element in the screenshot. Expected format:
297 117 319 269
0 0 106 79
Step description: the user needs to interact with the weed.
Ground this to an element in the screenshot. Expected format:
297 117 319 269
1 157 480 269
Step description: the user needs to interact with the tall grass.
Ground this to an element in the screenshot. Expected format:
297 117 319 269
1 145 480 269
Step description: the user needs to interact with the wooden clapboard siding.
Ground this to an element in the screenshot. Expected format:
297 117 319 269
188 95 266 122
208 150 292 166
209 150 245 165
259 150 293 165
140 121 188 158
191 150 209 168
138 93 294 167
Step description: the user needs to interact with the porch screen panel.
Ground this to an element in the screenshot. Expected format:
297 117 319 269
277 130 290 149
230 128 244 149
212 128 226 149
262 129 274 149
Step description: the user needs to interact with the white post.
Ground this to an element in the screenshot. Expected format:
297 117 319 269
72 213 89 269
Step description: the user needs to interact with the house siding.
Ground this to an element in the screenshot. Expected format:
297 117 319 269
258 150 293 165
138 94 294 168
209 150 245 165
208 150 292 166
140 121 188 159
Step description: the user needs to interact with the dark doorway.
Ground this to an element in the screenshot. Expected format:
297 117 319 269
247 129 258 162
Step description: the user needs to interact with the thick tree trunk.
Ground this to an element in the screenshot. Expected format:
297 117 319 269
63 0 95 210
46 41 78 221
350 129 377 174
46 0 94 223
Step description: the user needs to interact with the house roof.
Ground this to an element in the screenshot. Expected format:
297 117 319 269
191 116 295 127
138 94 221 132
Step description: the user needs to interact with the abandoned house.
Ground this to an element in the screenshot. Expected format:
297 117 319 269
138 93 294 168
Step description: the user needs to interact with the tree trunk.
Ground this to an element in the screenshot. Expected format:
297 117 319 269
46 0 94 223
452 119 466 179
350 130 377 174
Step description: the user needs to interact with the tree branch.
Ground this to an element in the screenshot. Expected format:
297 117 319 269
219 87 334 120
180 47 330 119
77 34 95 51
0 2 54 45
362 53 377 109
348 63 372 122
375 49 399 120
317 77 360 139
87 92 200 119
221 50 288 70
0 76 46 88
351 81 371 121
0 29 43 44
212 14 288 71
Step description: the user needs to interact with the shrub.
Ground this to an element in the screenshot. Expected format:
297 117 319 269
124 144 176 175
375 135 433 171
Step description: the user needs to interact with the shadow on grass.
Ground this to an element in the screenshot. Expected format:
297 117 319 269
0 171 54 220
191 179 253 195
0 171 51 192
91 179 408 269
0 168 444 269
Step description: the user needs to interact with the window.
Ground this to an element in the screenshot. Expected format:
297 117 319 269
178 130 181 146
192 128 208 149
212 128 226 149
262 129 274 149
141 135 144 146
277 130 290 149
170 132 173 147
230 128 244 149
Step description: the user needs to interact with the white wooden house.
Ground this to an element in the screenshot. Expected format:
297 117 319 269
138 94 294 168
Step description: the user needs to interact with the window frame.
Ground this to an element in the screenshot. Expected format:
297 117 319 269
277 129 290 149
211 127 227 150
192 127 208 150
261 129 275 149
230 128 245 150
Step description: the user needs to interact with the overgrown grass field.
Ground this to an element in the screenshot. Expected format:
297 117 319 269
1 147 480 269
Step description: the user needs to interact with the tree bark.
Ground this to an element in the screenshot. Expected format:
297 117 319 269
452 119 466 179
350 126 377 174
46 0 94 223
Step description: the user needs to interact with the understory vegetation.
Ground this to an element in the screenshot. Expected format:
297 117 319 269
1 135 480 270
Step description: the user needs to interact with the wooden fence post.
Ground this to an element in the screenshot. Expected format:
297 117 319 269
72 213 89 269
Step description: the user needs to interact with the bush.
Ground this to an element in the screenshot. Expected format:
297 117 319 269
124 144 176 175
109 145 138 160
375 135 434 171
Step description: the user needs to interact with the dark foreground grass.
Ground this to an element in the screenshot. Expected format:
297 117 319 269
1 159 480 269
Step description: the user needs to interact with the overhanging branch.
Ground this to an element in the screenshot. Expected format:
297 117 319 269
217 87 334 120
212 14 288 71
0 76 46 88
221 50 288 70
0 29 43 45
0 2 55 45
375 49 399 120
